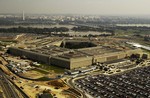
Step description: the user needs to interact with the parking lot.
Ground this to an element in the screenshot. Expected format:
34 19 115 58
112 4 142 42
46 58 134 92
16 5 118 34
75 66 150 98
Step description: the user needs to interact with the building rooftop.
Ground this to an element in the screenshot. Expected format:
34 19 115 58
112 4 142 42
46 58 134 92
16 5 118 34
58 51 88 59
30 46 70 56
78 46 121 56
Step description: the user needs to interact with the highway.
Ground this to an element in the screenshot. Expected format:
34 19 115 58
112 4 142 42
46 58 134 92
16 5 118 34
0 69 20 98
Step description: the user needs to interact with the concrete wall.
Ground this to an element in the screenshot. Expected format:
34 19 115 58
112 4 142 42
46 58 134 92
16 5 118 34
125 49 142 56
92 49 142 64
50 56 92 69
118 52 126 59
8 47 50 64
93 56 107 63
70 56 93 69
106 56 118 61
50 57 70 69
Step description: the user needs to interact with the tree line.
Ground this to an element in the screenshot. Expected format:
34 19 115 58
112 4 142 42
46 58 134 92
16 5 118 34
0 27 69 34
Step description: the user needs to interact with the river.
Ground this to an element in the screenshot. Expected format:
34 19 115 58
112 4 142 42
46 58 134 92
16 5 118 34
116 24 150 27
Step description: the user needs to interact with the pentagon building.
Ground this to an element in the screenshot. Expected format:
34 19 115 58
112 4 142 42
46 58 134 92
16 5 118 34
8 39 142 69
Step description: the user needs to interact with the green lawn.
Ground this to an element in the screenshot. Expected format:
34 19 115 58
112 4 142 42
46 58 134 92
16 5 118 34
38 64 65 74
35 77 52 81
34 68 49 74
142 49 150 54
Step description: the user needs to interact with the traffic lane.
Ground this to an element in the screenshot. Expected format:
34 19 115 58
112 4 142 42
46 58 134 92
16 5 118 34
0 76 15 98
0 70 20 98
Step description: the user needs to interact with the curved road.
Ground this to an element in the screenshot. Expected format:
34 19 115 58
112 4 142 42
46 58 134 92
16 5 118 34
66 77 88 98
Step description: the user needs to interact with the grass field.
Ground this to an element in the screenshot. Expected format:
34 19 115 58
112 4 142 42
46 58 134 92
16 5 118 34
34 68 49 74
142 49 150 54
38 64 65 74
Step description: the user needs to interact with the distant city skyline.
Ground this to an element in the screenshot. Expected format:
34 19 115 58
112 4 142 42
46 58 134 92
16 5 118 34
0 0 150 15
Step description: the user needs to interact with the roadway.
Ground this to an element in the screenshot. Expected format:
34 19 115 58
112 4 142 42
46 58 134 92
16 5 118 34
65 73 92 98
0 55 29 98
0 69 20 98
66 78 85 98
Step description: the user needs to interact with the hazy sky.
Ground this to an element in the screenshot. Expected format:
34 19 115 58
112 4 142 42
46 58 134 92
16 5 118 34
0 0 150 15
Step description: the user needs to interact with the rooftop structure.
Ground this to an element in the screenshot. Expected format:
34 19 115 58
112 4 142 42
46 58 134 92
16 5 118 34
78 46 120 56
8 39 143 69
